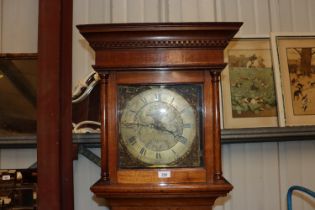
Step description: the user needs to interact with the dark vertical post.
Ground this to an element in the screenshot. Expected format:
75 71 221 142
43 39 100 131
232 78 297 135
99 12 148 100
60 1 74 210
37 0 73 210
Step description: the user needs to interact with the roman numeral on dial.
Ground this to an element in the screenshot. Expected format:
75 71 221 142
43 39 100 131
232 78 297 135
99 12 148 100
155 93 161 101
183 123 192 128
128 136 137 145
156 152 162 159
178 136 188 145
139 147 147 156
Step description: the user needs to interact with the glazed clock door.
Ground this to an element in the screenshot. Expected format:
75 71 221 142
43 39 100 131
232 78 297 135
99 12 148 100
118 84 203 168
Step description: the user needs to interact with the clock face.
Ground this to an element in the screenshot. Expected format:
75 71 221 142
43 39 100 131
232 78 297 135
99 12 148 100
118 85 203 168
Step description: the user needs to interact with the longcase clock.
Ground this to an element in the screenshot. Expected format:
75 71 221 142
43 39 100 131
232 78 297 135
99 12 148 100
78 22 242 210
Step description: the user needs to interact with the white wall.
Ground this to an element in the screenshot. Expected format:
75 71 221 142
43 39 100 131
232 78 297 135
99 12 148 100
0 0 38 53
1 0 315 210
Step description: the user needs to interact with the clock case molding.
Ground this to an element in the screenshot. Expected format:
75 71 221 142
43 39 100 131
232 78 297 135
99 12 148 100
77 22 242 209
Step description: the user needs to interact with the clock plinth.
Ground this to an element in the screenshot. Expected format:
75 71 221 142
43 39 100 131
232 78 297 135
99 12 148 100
78 22 242 210
91 179 232 210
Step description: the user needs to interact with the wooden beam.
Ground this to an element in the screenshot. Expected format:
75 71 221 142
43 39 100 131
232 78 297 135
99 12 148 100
37 0 73 210
60 1 74 210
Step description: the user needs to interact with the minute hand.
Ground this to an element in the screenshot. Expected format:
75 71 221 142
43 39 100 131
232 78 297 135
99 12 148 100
152 121 180 137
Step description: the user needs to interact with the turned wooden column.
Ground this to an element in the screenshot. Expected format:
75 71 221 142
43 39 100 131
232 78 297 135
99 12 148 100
210 68 225 180
99 72 110 182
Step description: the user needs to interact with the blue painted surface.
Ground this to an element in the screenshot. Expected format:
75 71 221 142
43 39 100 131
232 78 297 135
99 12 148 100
287 186 315 210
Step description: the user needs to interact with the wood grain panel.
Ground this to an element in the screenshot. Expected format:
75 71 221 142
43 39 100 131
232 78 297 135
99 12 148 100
118 168 206 184
96 49 223 68
115 70 204 84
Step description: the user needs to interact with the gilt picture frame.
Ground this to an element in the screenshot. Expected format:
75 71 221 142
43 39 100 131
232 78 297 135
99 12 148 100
221 38 278 128
271 33 315 126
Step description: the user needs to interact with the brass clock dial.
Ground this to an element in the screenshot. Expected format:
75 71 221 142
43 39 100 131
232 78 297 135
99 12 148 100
118 85 202 168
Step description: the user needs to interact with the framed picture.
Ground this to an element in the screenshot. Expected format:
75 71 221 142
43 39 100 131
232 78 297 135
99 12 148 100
0 54 37 137
271 33 315 126
221 38 278 128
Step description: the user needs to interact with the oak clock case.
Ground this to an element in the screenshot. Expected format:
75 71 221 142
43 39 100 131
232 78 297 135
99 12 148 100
118 84 203 168
77 22 242 210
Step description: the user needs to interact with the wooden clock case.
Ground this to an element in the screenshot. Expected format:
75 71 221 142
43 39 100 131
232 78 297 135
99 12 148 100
78 22 242 210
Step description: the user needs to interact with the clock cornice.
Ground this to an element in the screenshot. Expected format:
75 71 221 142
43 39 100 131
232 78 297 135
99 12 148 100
77 22 241 50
